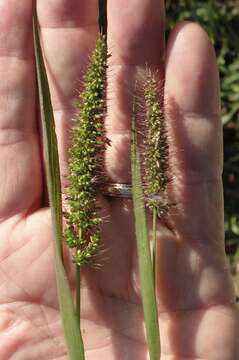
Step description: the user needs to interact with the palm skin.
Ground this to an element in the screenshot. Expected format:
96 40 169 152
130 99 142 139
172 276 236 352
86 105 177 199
0 1 238 359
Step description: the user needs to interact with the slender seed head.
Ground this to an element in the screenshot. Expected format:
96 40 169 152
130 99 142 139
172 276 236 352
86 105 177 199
143 74 169 216
64 34 109 266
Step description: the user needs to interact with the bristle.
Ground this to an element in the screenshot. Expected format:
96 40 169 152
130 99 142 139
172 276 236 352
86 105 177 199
64 34 109 266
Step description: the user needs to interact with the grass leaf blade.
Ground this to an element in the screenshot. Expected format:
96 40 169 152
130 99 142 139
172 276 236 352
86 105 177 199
131 106 161 360
33 14 85 360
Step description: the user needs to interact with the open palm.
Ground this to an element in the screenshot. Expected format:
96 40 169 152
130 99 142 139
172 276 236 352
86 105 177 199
0 1 238 359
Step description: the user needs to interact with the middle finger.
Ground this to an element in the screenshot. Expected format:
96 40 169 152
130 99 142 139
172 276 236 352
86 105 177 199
106 0 165 183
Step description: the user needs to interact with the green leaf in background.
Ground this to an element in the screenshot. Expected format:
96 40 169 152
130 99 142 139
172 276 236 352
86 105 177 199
131 104 161 360
33 13 85 360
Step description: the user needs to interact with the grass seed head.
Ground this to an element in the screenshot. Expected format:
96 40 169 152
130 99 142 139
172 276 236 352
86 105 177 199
143 74 169 216
64 34 109 266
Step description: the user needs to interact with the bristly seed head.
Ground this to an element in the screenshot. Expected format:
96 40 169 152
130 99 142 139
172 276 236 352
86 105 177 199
143 74 169 216
64 34 109 266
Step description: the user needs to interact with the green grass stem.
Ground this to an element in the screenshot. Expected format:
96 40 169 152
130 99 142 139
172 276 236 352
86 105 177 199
152 207 157 282
33 13 85 360
76 265 81 321
76 228 82 322
131 106 161 360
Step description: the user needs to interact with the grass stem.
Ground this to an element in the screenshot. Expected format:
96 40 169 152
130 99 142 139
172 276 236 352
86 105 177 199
152 207 157 282
131 105 161 360
76 228 82 323
76 265 81 322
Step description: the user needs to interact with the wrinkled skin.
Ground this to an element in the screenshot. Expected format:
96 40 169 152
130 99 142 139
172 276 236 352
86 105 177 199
0 1 238 359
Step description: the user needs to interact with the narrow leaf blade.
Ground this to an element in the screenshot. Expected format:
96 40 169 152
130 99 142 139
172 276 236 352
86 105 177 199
33 14 85 360
131 108 161 360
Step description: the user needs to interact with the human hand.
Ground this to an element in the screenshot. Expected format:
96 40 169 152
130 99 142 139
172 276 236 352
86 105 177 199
0 1 238 359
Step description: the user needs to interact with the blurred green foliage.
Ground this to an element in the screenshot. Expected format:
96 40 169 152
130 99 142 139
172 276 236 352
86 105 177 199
166 0 239 261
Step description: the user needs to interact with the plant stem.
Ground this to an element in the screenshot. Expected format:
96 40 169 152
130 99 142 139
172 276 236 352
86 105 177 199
33 12 85 360
152 207 157 282
76 265 81 321
76 228 82 322
131 107 161 360
99 0 107 35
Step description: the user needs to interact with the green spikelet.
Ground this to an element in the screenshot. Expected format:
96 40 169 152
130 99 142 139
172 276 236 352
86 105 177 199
143 74 169 217
64 34 108 266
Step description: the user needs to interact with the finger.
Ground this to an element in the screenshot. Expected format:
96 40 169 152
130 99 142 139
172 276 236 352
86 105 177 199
164 22 225 244
106 0 165 182
157 22 236 357
160 20 234 310
0 0 42 220
36 0 99 179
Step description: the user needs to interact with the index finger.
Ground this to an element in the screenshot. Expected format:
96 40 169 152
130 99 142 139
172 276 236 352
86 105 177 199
36 0 99 179
0 0 42 220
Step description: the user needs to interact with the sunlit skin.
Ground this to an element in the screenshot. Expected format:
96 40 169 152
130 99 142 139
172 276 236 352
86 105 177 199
0 1 238 359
